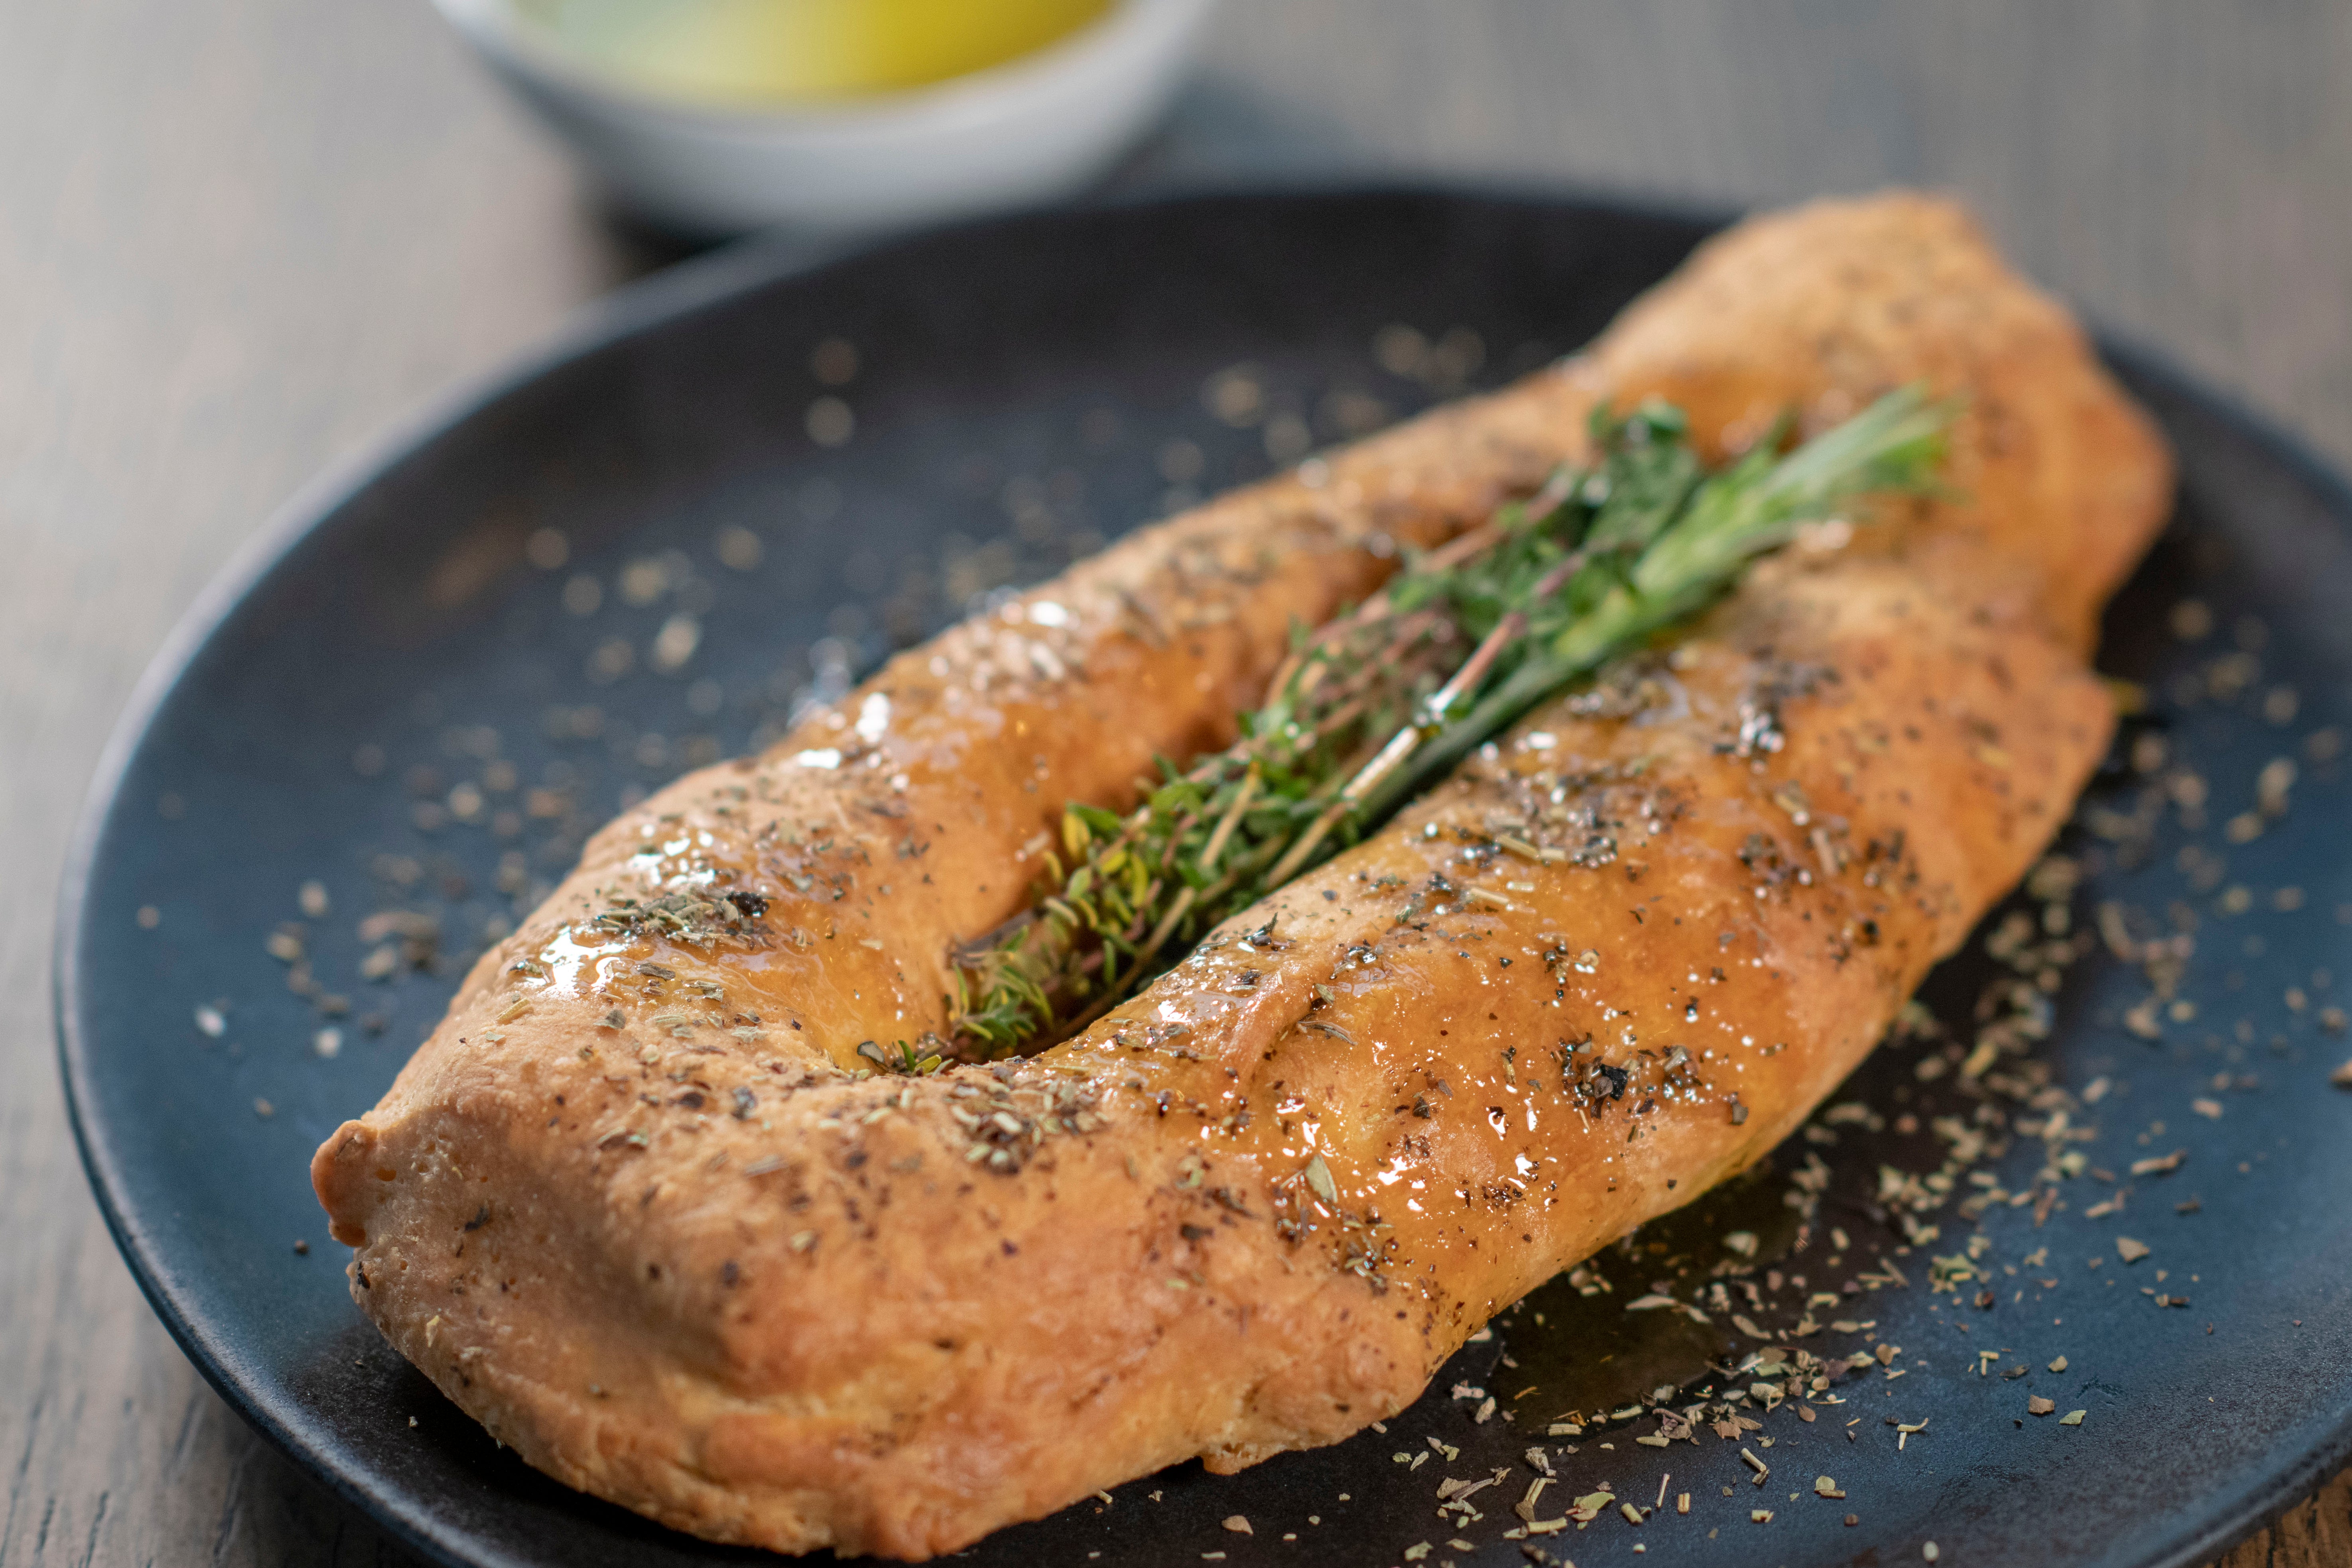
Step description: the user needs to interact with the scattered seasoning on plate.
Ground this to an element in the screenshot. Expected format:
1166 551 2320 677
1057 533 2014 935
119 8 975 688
225 369 2333 1568
807 397 855 449
810 338 859 387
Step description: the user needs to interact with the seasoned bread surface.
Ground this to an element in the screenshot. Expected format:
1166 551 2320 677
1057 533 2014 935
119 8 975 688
314 193 2171 1558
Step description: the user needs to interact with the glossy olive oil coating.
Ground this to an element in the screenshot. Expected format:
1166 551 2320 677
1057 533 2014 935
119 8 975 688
313 193 2171 1559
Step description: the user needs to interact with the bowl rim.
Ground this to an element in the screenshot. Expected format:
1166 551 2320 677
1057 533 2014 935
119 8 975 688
431 0 1212 132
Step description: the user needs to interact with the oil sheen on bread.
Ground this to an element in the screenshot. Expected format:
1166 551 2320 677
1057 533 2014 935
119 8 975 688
313 193 2171 1559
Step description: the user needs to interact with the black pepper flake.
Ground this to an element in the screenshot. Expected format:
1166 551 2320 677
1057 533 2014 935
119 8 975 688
721 1260 740 1287
733 1087 756 1119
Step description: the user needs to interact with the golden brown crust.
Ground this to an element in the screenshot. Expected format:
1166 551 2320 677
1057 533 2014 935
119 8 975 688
1581 192 2169 649
312 192 2172 1559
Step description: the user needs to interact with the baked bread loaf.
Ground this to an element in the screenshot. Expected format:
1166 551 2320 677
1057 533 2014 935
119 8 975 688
313 193 2171 1558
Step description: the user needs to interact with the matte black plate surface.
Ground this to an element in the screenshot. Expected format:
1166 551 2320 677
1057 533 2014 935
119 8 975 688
59 191 2352 1568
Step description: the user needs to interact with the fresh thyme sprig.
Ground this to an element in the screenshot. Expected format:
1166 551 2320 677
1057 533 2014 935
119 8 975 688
944 386 1951 1060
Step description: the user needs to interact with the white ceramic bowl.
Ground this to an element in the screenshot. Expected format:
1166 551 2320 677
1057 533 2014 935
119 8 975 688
434 0 1218 237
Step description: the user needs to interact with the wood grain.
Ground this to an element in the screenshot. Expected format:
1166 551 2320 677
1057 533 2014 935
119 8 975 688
1 2 2346 1563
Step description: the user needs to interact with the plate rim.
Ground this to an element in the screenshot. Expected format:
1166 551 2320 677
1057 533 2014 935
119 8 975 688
51 182 2352 1568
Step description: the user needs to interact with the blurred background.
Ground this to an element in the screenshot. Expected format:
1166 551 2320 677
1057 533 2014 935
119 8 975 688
2 2 2348 1562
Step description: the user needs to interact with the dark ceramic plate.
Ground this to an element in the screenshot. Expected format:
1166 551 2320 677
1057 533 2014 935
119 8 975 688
58 191 2352 1568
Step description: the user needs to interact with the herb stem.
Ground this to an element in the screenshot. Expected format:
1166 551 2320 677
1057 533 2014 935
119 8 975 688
1196 769 1260 875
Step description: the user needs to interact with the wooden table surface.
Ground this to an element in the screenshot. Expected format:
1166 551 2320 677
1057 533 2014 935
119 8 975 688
3 3 2348 1563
